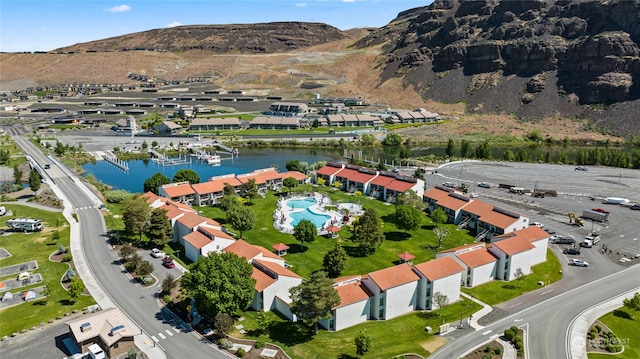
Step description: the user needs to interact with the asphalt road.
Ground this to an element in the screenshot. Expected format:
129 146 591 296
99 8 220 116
9 129 231 359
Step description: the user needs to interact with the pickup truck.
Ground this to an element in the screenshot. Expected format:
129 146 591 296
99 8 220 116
580 235 601 248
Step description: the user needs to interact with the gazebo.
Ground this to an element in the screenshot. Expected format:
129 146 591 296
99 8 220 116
325 225 341 238
397 252 415 265
272 243 290 256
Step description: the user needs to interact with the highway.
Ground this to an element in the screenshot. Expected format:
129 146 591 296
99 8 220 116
8 128 231 359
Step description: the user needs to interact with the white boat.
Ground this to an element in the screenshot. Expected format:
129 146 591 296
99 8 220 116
206 155 221 166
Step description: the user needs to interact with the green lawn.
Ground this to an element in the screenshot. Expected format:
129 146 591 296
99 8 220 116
588 308 640 359
462 248 562 305
195 186 476 278
229 297 482 359
0 204 95 337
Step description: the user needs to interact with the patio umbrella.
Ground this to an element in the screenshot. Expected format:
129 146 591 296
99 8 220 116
326 225 341 233
272 243 290 255
397 252 415 263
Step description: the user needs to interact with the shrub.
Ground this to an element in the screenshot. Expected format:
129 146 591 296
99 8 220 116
104 190 132 203
514 336 523 350
595 324 602 333
218 339 233 349
504 328 516 342
482 355 492 359
236 347 245 357
254 340 265 349
484 345 492 353
494 347 502 355
163 295 172 304
62 254 72 262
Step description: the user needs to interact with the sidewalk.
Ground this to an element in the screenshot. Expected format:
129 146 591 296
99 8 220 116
461 292 493 330
568 289 640 359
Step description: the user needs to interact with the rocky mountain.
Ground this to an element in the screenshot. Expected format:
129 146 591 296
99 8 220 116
354 0 640 135
56 22 348 54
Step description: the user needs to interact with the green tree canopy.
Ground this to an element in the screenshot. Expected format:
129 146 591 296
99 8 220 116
460 139 470 158
143 172 171 194
241 178 259 203
122 195 152 240
136 260 154 279
430 207 448 225
322 243 347 278
351 208 385 255
445 138 455 158
219 193 240 212
293 219 316 250
286 160 301 172
283 177 299 190
173 169 200 184
289 270 341 333
227 205 256 238
623 292 640 317
68 277 84 303
144 208 173 247
382 133 403 146
395 205 422 234
181 252 256 318
28 169 41 191
355 330 372 356
396 190 425 210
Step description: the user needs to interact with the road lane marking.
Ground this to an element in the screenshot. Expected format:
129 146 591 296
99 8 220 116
482 330 492 335
514 319 523 322
151 336 159 342
165 329 174 336
172 327 180 333
158 332 166 340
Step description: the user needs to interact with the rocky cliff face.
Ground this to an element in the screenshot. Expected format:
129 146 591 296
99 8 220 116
57 22 348 53
356 0 640 108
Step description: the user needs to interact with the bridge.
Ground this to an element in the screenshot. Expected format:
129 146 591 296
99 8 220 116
212 141 238 156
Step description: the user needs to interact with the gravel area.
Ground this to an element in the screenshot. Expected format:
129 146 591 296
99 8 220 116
477 306 511 326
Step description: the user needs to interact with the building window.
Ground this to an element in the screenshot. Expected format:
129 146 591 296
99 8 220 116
379 308 384 318
379 297 384 306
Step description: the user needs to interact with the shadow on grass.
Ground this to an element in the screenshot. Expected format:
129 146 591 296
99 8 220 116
268 321 314 346
337 354 358 359
288 244 307 254
613 309 633 320
385 231 410 241
59 299 76 306
420 244 440 252
422 224 437 231
502 284 517 290
417 311 440 321
343 245 367 258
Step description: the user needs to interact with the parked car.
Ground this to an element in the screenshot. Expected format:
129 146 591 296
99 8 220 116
469 193 479 198
150 248 164 258
569 259 589 267
162 256 175 268
631 204 640 210
563 248 581 255
478 182 492 188
544 228 556 235
44 164 51 169
591 208 610 215
551 236 575 245
575 166 588 171
442 182 458 188
531 222 544 228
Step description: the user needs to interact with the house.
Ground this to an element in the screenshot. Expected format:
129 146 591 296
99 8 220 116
412 256 465 309
154 121 183 135
159 181 196 205
250 116 300 130
66 308 138 359
279 171 309 185
250 259 302 320
183 226 235 262
321 276 371 331
492 226 549 265
189 118 241 131
437 243 497 287
174 212 223 254
346 168 378 195
488 236 535 281
423 186 473 224
362 263 420 320
191 174 242 206
460 200 529 241
268 102 309 114
315 162 344 185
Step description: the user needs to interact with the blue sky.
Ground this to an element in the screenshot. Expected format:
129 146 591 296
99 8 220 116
0 0 430 52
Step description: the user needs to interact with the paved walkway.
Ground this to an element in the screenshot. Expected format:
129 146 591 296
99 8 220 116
569 288 640 359
461 292 493 330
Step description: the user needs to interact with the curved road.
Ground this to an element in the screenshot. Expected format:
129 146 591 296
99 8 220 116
9 128 231 359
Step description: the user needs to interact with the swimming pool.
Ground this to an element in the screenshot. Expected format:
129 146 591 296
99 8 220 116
290 208 331 229
286 197 316 209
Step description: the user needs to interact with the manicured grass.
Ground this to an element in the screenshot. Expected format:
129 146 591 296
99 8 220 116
190 126 371 137
588 308 640 359
0 204 95 337
230 297 482 359
461 248 562 305
195 186 476 278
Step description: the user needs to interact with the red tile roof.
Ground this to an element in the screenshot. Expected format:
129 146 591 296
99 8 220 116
423 186 453 201
456 248 497 268
183 231 211 250
316 165 343 176
386 179 416 192
435 193 472 211
280 171 308 181
334 167 359 179
254 259 301 279
198 226 233 240
492 236 535 256
367 263 420 291
349 171 377 184
192 175 242 194
464 201 522 229
176 212 210 230
370 174 395 187
494 226 549 243
413 256 465 281
224 239 261 261
252 267 277 292
438 243 485 254
161 183 195 198
334 280 371 308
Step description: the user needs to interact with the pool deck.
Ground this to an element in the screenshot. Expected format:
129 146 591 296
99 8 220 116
274 193 353 235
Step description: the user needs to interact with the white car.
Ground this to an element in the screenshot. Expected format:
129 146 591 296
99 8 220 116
531 222 544 228
569 259 589 267
150 248 164 258
469 193 479 198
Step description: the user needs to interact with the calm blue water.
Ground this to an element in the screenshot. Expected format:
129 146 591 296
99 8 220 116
290 209 331 229
83 148 344 193
286 198 316 209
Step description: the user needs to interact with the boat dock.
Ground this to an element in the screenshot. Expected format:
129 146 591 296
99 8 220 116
212 141 239 156
101 152 129 171
149 149 192 166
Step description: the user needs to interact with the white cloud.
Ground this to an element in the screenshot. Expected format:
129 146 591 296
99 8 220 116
106 5 131 13
166 21 183 28
295 2 307 7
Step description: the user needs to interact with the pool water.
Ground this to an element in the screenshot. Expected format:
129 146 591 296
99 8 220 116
290 209 331 229
286 198 316 209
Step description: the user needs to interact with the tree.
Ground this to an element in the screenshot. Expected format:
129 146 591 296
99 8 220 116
382 133 403 146
433 226 450 248
286 160 301 172
503 150 516 161
515 267 525 288
144 208 173 247
173 169 200 184
256 310 272 334
181 252 256 318
396 190 425 211
323 243 347 278
445 138 455 158
161 273 176 294
293 219 316 249
623 292 640 317
361 133 376 146
141 140 148 150
0 149 9 164
50 230 61 244
227 205 256 238
143 172 171 194
28 169 41 191
283 177 298 191
137 260 154 279
395 205 422 234
351 208 385 255
433 292 449 319
223 183 236 196
219 194 239 212
214 312 235 334
354 330 372 356
475 140 492 159
119 243 137 260
460 139 470 158
289 270 341 333
122 196 151 241
13 164 22 184
68 277 84 303
430 207 448 225
241 178 259 203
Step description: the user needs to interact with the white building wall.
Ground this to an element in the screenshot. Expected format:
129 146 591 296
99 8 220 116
469 262 497 287
361 277 382 319
321 299 370 331
504 217 529 234
488 247 507 280
383 281 418 320
505 251 532 281
273 296 295 321
261 276 303 313
184 242 200 263
429 274 462 309
529 239 549 265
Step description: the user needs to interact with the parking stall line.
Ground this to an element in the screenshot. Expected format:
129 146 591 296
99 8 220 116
165 329 174 336
157 332 166 340
151 336 159 342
